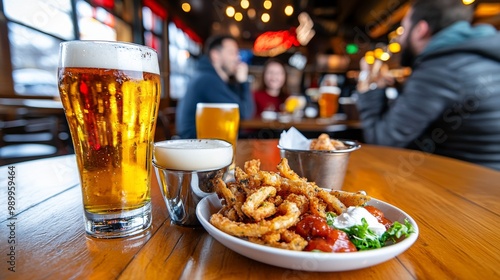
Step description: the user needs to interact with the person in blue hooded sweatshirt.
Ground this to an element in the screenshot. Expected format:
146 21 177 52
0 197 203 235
355 0 500 170
175 35 254 139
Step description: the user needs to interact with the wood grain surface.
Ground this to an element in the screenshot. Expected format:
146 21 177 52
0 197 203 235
1 139 499 279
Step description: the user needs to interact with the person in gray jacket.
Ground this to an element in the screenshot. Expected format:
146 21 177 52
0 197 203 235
355 0 500 170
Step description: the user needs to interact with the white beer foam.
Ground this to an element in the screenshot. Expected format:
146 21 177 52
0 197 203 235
59 40 160 74
154 139 233 171
196 103 239 109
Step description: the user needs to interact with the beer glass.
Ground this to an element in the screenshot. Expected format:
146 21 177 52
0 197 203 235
58 41 161 238
318 86 341 118
196 103 239 169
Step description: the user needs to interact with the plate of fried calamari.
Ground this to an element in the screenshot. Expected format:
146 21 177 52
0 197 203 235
196 158 419 272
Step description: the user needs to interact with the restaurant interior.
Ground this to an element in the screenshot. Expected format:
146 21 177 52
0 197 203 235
1 0 500 165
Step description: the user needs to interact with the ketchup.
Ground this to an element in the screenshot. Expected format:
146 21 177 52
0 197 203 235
295 215 357 252
364 205 392 229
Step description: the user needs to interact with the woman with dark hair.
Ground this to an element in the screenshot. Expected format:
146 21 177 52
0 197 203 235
253 59 289 117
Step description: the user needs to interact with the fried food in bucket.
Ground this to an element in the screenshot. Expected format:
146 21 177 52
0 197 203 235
309 133 346 150
210 158 371 251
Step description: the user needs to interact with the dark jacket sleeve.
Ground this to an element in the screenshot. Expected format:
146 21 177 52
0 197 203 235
356 64 460 148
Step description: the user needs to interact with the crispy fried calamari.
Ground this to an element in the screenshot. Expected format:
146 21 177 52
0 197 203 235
210 158 364 251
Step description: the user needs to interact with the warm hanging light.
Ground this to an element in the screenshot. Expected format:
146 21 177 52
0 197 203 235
374 48 384 59
247 8 256 19
380 52 391 61
263 0 272 10
396 26 404 35
261 13 270 23
364 51 375 65
462 0 475 5
234 12 243 21
226 6 235 17
284 5 294 16
241 0 249 9
181 2 191 12
388 42 401 53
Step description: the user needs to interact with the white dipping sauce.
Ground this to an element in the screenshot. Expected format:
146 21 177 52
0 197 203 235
154 139 233 171
332 206 387 237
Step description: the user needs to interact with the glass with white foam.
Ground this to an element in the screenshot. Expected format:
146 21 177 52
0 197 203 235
58 40 161 238
153 139 233 226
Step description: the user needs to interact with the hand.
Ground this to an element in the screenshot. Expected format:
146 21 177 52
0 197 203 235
357 59 394 93
235 62 249 83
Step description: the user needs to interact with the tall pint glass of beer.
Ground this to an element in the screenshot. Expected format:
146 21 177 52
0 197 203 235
196 103 239 169
58 41 161 238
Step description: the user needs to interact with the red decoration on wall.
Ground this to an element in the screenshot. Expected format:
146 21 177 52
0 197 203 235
171 17 202 44
91 0 114 10
253 28 300 57
143 0 168 20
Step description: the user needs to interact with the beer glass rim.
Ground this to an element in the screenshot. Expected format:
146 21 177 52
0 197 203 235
60 40 157 53
154 139 232 150
59 40 159 75
196 103 239 109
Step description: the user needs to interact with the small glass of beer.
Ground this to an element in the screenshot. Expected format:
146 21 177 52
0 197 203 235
58 41 161 238
195 103 239 169
318 86 341 118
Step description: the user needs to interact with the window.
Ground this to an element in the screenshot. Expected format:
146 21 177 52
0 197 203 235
168 22 200 99
77 0 132 42
4 0 72 96
1 0 149 97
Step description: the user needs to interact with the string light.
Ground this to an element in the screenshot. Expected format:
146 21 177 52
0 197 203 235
241 0 250 9
226 6 235 17
247 8 256 19
261 12 270 23
284 5 294 16
263 0 272 10
234 12 243 21
388 42 401 53
181 3 191 12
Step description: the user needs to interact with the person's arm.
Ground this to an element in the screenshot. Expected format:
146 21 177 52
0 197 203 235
356 65 459 148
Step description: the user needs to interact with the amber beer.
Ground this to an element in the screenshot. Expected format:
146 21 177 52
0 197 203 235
58 41 160 238
318 86 341 118
196 103 239 168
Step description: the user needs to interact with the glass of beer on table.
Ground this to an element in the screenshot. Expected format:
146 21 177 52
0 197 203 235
196 103 239 169
318 86 341 118
58 41 161 238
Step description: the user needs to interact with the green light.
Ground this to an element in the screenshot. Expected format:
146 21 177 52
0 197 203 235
346 43 359 54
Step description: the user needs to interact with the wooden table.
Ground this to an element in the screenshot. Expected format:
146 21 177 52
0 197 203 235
1 139 499 279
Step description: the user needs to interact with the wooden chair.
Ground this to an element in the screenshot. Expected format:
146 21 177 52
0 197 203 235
0 116 69 165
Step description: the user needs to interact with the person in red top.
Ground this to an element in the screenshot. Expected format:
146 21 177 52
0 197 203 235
253 59 289 117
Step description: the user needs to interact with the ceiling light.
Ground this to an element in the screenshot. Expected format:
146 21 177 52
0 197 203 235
226 6 235 17
263 0 272 10
396 26 404 35
181 3 191 12
261 13 270 23
241 0 249 9
462 0 475 5
234 12 243 21
388 42 401 53
380 52 391 61
284 5 294 16
247 8 256 19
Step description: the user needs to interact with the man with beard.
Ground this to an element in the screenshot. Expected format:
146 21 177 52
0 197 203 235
176 35 254 138
355 0 500 170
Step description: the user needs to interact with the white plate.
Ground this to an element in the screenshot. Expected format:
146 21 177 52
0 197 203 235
196 193 419 272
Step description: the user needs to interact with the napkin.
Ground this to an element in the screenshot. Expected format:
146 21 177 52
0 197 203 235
278 127 311 150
